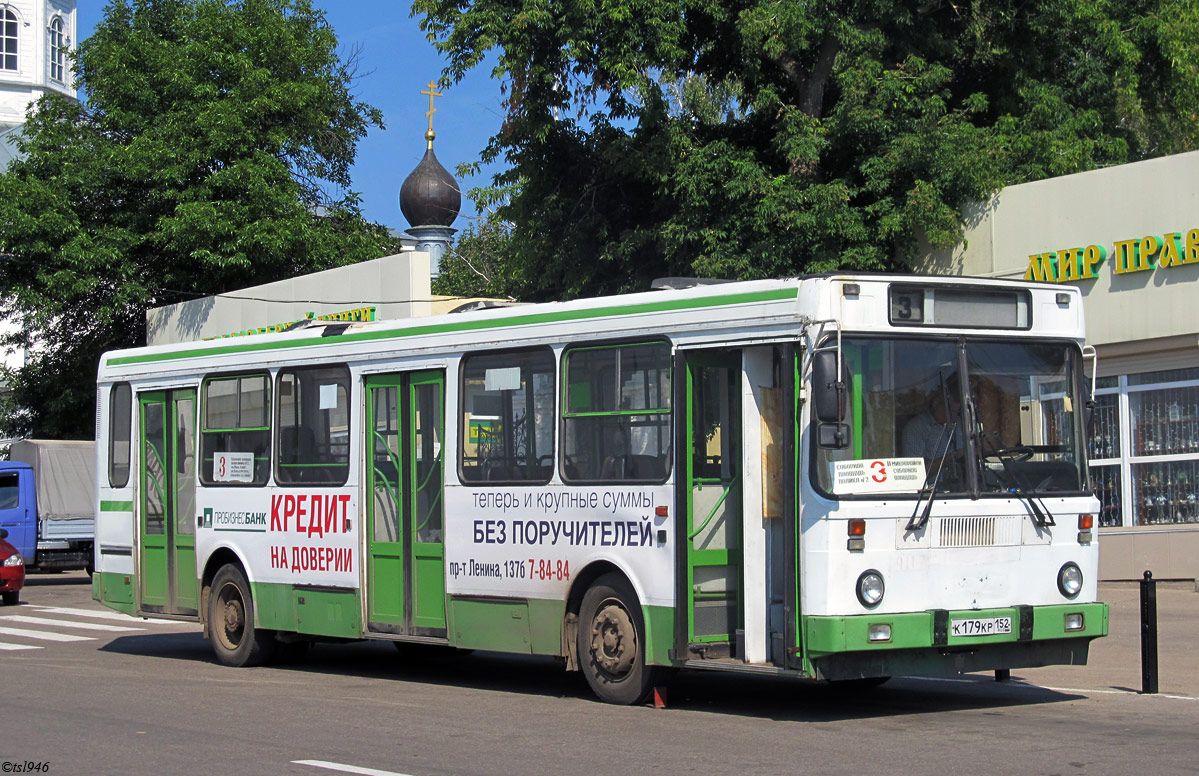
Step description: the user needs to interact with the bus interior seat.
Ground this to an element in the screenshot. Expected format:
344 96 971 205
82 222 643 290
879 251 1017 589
629 454 665 480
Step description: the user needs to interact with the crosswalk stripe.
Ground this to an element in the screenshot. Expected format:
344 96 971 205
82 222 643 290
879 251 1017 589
0 615 142 632
0 642 42 651
0 625 95 642
26 606 192 626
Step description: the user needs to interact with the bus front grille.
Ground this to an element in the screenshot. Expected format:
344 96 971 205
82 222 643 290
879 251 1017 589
935 515 1022 548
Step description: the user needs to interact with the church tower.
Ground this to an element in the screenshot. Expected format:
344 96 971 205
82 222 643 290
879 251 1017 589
0 0 77 165
399 81 461 279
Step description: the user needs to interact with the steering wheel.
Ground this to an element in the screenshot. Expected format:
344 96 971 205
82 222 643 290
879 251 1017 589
983 446 1034 462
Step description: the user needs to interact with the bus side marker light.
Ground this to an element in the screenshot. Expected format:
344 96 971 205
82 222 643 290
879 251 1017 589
1077 514 1093 544
1064 613 1085 631
655 506 668 517
847 519 866 551
868 623 892 642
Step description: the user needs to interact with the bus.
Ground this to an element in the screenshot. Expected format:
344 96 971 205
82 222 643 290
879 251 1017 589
93 274 1107 704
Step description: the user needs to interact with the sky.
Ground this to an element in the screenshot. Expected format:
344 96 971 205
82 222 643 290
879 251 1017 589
76 0 508 232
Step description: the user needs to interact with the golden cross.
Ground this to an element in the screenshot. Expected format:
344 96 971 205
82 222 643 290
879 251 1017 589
421 80 443 135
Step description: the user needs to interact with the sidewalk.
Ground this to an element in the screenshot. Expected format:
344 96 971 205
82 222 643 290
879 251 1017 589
1008 581 1198 697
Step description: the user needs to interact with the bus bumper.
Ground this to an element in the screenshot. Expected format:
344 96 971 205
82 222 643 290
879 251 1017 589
804 602 1109 681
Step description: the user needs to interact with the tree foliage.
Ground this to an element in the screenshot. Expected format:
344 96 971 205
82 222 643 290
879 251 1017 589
416 0 1199 301
0 0 397 438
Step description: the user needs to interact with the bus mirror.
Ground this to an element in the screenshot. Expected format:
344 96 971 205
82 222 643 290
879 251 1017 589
1081 345 1098 434
818 423 850 449
813 350 850 450
812 350 847 424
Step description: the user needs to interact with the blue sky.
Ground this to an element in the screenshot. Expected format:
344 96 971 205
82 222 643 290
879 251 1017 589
77 1 507 232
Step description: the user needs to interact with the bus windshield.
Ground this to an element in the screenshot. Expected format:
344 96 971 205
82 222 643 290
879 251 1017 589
814 337 1086 498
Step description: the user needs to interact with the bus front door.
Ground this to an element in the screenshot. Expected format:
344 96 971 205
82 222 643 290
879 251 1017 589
138 389 198 615
365 371 447 637
683 352 742 658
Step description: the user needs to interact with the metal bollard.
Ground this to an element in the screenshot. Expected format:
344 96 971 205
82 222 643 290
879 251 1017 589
1140 570 1158 695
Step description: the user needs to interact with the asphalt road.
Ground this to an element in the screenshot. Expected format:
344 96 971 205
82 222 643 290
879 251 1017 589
2 573 1196 776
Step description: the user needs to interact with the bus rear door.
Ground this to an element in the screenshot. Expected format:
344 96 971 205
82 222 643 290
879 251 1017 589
364 370 447 637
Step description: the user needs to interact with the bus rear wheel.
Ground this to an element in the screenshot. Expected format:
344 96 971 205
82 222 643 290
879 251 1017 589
578 574 660 705
209 564 275 667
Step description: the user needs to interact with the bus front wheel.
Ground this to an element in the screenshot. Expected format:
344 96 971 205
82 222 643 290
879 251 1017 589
578 574 660 705
209 564 276 667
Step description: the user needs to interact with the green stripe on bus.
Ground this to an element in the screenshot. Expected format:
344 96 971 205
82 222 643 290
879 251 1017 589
804 602 1109 655
108 287 799 366
100 500 134 512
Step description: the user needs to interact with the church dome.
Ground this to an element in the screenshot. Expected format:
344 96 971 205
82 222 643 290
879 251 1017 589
399 131 461 228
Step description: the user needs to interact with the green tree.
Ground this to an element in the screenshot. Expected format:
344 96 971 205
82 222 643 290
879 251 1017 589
0 0 397 438
417 0 1199 301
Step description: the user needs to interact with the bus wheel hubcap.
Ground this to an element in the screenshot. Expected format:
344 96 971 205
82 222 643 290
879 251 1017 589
223 595 244 635
591 601 636 677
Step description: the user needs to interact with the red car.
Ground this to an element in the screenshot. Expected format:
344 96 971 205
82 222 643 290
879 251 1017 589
0 528 25 605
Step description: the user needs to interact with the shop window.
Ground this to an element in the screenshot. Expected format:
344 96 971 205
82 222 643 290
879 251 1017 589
108 383 132 487
1131 460 1199 525
562 341 671 482
1087 367 1199 527
200 374 270 485
460 348 555 483
1130 385 1199 456
1086 393 1120 461
1093 465 1122 527
1128 367 1199 386
275 365 350 486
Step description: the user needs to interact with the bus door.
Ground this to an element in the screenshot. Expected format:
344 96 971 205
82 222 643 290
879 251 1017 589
364 371 447 636
138 389 199 615
682 351 742 657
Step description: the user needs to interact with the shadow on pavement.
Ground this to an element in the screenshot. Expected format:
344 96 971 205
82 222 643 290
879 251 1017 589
97 632 1084 722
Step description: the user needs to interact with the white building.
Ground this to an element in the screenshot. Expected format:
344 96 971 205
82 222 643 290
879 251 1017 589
1 0 77 398
0 0 76 163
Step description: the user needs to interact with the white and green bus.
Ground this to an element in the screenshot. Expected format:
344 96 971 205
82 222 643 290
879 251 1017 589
93 275 1107 704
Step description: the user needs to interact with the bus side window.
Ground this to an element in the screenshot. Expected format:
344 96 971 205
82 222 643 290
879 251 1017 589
200 373 271 486
562 341 671 483
275 366 351 486
459 347 555 484
109 382 132 487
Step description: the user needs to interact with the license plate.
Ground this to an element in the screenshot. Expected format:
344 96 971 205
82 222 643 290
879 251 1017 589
950 616 1012 637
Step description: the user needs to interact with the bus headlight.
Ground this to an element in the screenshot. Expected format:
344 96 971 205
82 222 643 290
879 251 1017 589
1057 562 1083 599
856 570 885 608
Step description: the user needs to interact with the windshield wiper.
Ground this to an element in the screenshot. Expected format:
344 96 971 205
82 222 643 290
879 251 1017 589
979 436 1056 528
906 420 957 532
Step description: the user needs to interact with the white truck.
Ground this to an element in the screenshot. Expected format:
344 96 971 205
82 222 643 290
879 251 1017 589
0 440 96 573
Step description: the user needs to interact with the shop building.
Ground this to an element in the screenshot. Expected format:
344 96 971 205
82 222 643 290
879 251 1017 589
921 150 1199 580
